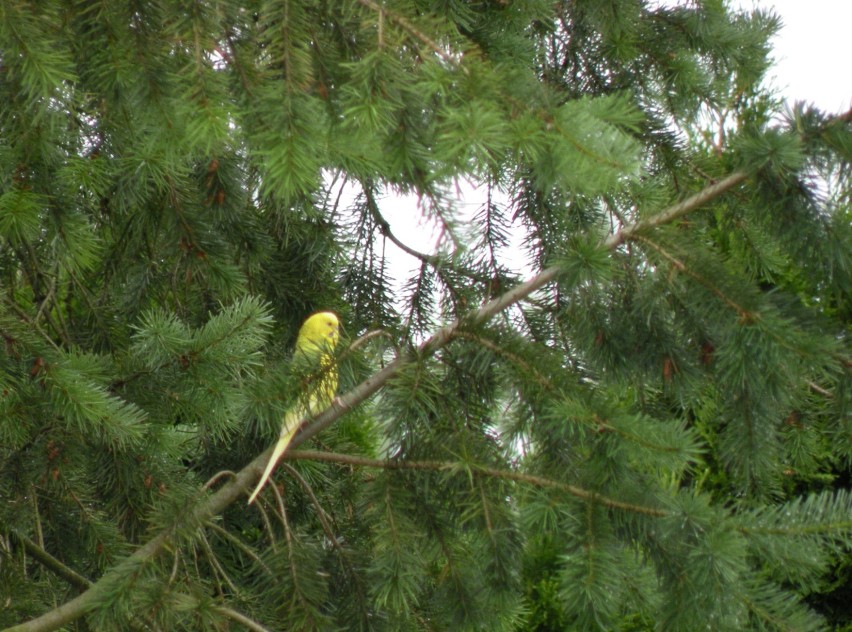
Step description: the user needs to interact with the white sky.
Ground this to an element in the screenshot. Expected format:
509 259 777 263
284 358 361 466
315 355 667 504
369 1 851 289
734 0 851 112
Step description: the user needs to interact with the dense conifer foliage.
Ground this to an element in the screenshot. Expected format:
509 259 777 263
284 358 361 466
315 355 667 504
0 1 849 630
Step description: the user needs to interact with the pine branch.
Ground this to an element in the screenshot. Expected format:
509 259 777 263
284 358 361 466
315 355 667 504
0 295 62 352
278 463 344 553
356 0 462 69
454 331 696 457
9 534 158 632
3 168 750 632
452 331 553 390
277 462 371 608
628 233 753 318
630 233 850 375
199 530 239 596
204 521 274 578
285 450 668 517
742 521 852 537
4 519 192 632
13 530 266 632
10 532 92 591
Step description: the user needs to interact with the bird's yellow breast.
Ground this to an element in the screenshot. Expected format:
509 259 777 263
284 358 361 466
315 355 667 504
294 311 339 413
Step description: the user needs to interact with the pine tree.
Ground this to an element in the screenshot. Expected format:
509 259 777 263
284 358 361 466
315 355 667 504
1 1 849 631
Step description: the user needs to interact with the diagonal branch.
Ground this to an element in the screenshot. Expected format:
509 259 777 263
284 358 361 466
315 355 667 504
605 171 748 248
5 169 748 632
10 532 92 591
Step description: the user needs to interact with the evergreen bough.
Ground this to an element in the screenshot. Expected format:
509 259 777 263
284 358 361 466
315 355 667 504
0 1 849 631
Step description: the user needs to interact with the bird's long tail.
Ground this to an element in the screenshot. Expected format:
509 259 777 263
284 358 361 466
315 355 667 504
247 410 300 505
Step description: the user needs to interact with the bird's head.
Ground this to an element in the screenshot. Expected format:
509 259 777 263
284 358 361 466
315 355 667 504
296 311 340 355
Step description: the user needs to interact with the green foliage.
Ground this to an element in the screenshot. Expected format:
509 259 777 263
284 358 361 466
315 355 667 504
0 0 850 631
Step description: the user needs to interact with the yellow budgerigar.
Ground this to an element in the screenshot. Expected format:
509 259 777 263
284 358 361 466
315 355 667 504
247 311 340 505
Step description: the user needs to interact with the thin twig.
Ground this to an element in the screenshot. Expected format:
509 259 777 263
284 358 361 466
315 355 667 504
203 470 237 491
32 486 44 552
807 381 833 399
252 493 278 553
33 273 57 324
268 478 290 535
198 530 239 596
361 183 441 265
204 521 274 578
359 182 493 295
347 328 394 353
167 546 180 586
211 607 273 632
279 463 345 554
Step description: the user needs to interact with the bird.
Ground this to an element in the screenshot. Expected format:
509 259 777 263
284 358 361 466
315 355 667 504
247 311 340 505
